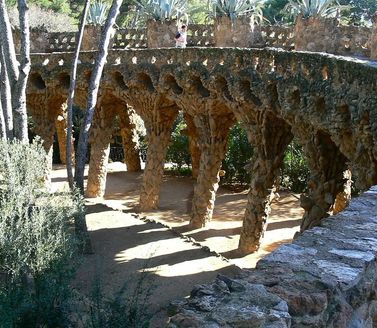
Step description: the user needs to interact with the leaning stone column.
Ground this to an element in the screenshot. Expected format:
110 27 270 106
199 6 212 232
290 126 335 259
27 95 56 187
55 105 75 165
119 106 141 172
190 113 232 228
299 130 351 232
86 106 115 198
139 110 177 210
238 113 293 254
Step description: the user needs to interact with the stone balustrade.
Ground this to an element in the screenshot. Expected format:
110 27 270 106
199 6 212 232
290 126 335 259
168 185 377 327
16 21 377 60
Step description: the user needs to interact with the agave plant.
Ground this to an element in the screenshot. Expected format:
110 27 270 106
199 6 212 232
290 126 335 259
285 0 349 19
210 0 266 25
87 0 109 25
135 0 188 22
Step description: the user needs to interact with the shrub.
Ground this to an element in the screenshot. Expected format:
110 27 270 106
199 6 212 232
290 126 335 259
221 123 253 186
280 139 310 192
135 0 188 22
285 0 349 19
166 115 191 170
87 0 109 25
0 140 82 327
209 0 265 25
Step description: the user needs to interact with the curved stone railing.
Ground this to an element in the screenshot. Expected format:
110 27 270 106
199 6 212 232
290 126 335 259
19 23 376 59
168 185 377 327
261 25 295 50
113 28 147 49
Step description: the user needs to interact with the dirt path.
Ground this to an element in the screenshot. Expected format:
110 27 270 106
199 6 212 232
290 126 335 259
52 163 303 326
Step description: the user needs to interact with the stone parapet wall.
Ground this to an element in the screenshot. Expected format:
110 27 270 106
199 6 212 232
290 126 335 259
295 17 370 58
168 186 377 327
261 25 294 49
113 28 147 49
20 23 375 59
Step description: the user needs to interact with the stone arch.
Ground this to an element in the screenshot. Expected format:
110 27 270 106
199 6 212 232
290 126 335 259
29 72 46 90
114 67 179 211
85 91 142 198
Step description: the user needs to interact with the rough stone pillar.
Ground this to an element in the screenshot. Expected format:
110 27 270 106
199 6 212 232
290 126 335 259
214 15 263 47
183 113 200 179
86 105 115 198
55 103 75 165
119 106 141 172
139 110 178 210
294 16 339 53
82 25 103 51
299 130 351 232
333 169 352 214
238 113 293 254
146 19 177 48
190 113 233 228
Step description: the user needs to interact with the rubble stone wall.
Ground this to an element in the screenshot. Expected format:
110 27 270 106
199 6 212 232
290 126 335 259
295 17 371 57
168 185 377 327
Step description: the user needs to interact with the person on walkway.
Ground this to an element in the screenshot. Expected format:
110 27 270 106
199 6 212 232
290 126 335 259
175 25 187 48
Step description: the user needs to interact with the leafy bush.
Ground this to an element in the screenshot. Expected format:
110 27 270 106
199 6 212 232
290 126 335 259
285 0 349 19
210 0 265 25
87 0 109 25
0 140 82 327
135 0 188 22
280 140 310 192
166 115 191 170
221 123 253 186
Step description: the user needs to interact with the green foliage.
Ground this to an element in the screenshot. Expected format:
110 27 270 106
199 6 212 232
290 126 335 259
166 115 191 170
280 140 310 192
0 140 82 327
338 0 376 25
285 0 349 19
88 0 109 25
221 123 253 185
263 0 289 23
135 0 188 22
209 0 266 25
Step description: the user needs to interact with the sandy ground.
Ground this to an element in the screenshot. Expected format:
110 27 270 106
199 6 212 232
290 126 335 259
51 162 303 326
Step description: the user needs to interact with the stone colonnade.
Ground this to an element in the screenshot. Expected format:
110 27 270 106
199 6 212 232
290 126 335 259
27 48 377 254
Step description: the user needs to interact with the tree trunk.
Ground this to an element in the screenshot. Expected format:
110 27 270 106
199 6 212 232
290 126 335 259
0 68 6 139
12 0 30 142
75 0 122 193
0 0 29 142
66 0 90 189
0 0 18 86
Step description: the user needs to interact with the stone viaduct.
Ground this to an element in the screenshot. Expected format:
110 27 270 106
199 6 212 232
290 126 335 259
27 46 377 255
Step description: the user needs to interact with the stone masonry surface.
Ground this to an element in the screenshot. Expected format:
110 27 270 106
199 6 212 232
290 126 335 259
168 185 377 327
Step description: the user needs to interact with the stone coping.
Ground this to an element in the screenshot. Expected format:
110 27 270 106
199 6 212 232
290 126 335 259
167 186 377 327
